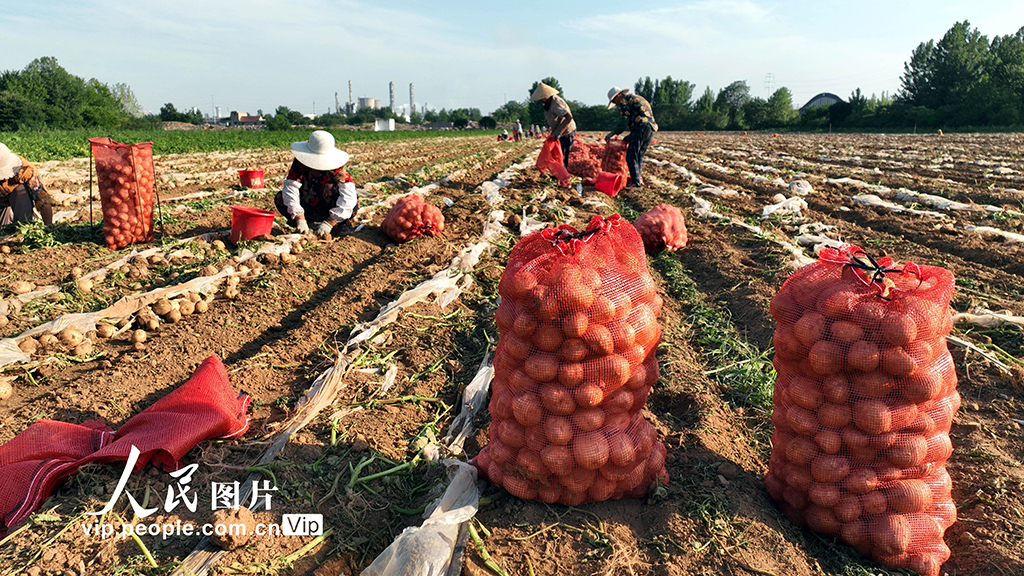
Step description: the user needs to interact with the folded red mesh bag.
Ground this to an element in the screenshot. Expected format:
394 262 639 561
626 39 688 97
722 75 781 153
0 355 250 535
382 194 445 243
601 139 629 182
536 136 572 188
89 138 157 250
474 214 668 505
765 244 957 576
634 204 688 254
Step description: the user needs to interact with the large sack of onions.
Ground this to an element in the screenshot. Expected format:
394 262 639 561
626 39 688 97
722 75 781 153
601 139 629 182
566 140 601 179
634 204 687 254
474 214 668 505
90 138 156 250
381 194 444 244
766 244 957 576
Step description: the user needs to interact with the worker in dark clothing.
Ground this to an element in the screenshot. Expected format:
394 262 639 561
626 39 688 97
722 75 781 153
604 87 658 189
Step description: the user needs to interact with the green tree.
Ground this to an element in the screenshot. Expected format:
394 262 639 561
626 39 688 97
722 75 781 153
492 100 528 123
766 87 797 127
689 87 728 130
159 103 187 122
528 77 562 127
479 116 497 129
741 97 770 129
715 80 751 129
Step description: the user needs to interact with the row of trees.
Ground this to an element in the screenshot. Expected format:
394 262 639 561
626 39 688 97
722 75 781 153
0 57 143 131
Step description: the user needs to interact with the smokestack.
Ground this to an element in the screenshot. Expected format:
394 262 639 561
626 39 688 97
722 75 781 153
389 82 395 111
410 83 415 119
348 80 353 112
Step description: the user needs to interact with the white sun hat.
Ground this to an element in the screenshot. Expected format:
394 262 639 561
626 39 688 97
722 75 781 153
0 143 22 181
607 86 628 108
290 131 350 171
530 82 559 102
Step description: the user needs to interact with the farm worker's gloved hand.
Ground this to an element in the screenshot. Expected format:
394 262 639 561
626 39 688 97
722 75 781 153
316 221 334 238
296 218 310 234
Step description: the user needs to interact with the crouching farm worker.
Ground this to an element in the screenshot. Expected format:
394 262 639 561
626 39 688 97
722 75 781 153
0 143 54 226
604 87 658 189
531 82 576 168
274 130 358 239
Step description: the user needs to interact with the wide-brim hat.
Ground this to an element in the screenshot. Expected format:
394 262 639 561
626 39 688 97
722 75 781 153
530 82 559 102
290 130 349 171
607 87 629 108
0 143 21 181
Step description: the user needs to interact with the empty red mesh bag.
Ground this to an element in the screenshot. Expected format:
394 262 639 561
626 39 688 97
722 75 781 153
382 194 445 243
634 204 688 254
601 139 629 182
474 214 668 505
536 136 571 188
90 138 156 250
765 244 957 576
566 140 601 179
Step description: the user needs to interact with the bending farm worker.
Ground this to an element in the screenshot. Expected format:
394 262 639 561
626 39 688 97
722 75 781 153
605 86 658 189
274 130 358 239
0 143 54 226
513 119 524 142
530 82 576 168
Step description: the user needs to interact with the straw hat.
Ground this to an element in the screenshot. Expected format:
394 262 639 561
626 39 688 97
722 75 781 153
290 131 349 171
607 87 628 108
0 143 22 181
530 82 559 102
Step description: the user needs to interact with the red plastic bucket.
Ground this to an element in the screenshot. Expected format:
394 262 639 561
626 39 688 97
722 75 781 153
594 171 625 196
230 205 275 243
238 169 265 189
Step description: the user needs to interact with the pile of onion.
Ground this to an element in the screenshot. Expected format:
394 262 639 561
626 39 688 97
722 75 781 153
601 139 629 182
474 214 668 505
382 194 444 244
566 141 601 179
766 243 958 576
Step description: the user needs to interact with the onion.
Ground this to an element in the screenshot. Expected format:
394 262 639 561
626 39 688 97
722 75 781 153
817 286 860 319
925 432 953 463
821 375 851 403
851 300 886 329
607 432 636 467
560 338 589 362
808 482 842 507
507 270 537 299
588 295 616 324
558 362 584 388
773 325 807 361
861 490 887 514
582 324 614 356
835 494 862 523
604 388 634 414
851 370 893 398
607 320 636 352
784 464 813 491
842 467 878 494
770 291 801 324
589 476 617 502
811 454 850 483
499 420 527 448
506 368 533 393
903 369 944 403
532 325 564 352
503 475 538 500
562 312 589 339
512 312 538 338
516 449 548 480
881 346 916 377
785 405 818 436
537 484 562 504
525 353 559 382
829 320 864 344
597 355 630 390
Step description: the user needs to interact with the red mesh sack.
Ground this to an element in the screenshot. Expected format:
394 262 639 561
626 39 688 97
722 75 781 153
89 138 156 250
765 244 958 576
474 214 668 505
601 138 629 182
382 194 444 243
536 136 571 188
634 204 688 254
566 140 601 179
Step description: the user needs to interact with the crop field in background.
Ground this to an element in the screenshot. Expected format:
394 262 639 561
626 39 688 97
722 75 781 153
0 131 1020 576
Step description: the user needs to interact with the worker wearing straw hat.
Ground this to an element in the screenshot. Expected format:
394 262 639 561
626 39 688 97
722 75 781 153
275 130 359 239
530 82 576 168
0 143 53 226
605 86 658 189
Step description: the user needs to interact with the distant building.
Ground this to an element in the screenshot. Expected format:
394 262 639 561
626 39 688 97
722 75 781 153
424 121 454 130
228 111 266 128
357 97 380 111
374 118 395 132
799 93 844 114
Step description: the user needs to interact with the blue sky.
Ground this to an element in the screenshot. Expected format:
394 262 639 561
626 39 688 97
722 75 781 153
5 1 1024 117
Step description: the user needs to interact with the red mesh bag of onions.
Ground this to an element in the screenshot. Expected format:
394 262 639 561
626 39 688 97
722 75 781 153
474 214 668 505
381 194 444 243
766 244 958 576
634 204 688 254
89 138 156 250
601 139 629 182
566 140 601 179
